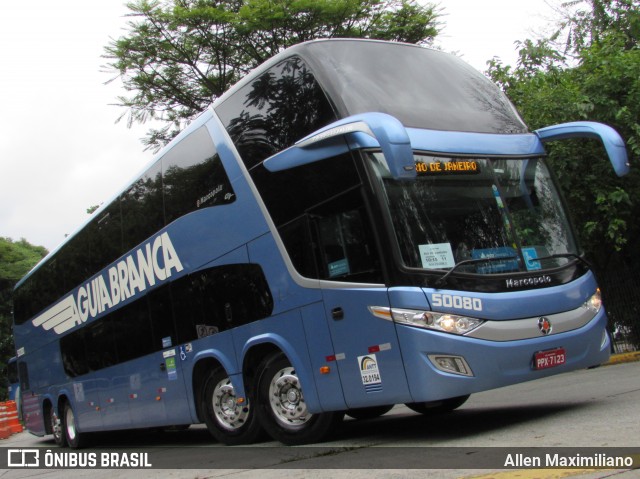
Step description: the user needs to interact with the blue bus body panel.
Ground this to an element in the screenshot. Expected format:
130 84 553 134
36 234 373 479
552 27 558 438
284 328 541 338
299 302 348 411
406 128 545 156
321 287 412 409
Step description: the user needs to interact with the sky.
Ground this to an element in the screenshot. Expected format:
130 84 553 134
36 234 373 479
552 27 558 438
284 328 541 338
0 0 559 252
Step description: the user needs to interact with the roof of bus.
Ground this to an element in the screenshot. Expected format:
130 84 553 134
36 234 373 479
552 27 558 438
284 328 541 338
213 39 528 135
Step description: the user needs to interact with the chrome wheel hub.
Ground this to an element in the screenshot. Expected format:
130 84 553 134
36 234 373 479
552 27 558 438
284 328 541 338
65 407 76 442
212 378 249 431
268 367 311 426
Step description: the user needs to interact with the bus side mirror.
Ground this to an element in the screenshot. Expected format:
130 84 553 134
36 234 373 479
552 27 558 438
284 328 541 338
263 112 416 179
535 121 630 177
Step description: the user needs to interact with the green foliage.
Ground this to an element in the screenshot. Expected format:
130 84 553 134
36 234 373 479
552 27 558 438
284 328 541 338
0 238 48 400
104 0 440 151
485 1 640 347
487 3 640 272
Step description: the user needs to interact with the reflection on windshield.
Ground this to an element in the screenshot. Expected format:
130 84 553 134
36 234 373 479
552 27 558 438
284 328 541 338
372 153 578 275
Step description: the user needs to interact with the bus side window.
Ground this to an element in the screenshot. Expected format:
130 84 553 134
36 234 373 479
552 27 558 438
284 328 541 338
121 161 164 252
216 55 338 171
85 321 117 371
310 189 383 283
162 126 235 225
172 264 274 344
61 330 90 377
111 300 155 363
147 284 177 350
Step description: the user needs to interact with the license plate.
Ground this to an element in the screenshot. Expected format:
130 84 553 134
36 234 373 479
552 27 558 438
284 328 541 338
534 348 566 370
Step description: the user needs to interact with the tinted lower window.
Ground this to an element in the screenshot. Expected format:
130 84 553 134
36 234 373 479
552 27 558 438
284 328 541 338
60 264 273 377
112 299 154 363
148 284 177 350
173 264 273 343
253 152 383 283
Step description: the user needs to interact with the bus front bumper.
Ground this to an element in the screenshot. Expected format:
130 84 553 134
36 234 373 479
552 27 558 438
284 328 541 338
395 309 610 403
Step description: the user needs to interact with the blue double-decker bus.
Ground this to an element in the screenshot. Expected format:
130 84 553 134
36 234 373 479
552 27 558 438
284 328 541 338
13 39 629 448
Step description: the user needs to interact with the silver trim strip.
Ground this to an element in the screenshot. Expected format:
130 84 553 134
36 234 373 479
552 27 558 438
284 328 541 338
465 305 597 341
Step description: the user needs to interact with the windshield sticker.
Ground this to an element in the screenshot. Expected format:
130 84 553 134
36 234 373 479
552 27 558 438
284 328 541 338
328 258 350 277
419 243 455 269
523 247 542 271
472 247 519 274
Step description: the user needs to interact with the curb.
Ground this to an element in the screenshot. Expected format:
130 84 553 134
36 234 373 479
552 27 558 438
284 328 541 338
605 351 640 365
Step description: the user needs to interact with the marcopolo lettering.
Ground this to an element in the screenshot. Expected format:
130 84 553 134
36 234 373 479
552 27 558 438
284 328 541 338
32 232 183 335
505 275 552 289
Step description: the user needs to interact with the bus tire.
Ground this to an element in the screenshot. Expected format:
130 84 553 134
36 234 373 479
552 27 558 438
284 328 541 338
49 405 66 447
62 402 85 449
346 405 394 420
202 368 263 445
405 394 470 415
256 352 343 445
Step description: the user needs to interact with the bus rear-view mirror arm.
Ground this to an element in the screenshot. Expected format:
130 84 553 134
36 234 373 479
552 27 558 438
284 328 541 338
535 121 630 177
263 112 416 180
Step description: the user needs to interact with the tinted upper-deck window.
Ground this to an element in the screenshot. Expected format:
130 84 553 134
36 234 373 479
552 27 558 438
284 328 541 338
121 161 164 252
14 124 236 325
163 126 235 224
216 56 338 170
298 40 527 134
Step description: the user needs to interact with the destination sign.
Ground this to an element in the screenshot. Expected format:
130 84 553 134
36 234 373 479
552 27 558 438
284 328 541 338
415 159 480 175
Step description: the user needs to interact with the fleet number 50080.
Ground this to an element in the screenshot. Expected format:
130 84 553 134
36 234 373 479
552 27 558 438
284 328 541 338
431 293 483 311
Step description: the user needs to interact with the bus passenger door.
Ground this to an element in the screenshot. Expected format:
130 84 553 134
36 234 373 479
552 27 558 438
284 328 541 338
310 192 411 408
322 287 411 409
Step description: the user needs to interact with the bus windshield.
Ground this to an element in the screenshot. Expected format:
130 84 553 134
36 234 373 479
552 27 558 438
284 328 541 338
371 153 578 275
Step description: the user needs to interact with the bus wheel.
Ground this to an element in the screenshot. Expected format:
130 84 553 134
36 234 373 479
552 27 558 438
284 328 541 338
405 394 470 415
346 405 393 420
49 406 66 447
256 353 343 445
63 402 85 449
202 368 263 445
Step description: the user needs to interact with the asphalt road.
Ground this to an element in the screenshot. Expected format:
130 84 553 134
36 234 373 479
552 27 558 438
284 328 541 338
2 361 639 479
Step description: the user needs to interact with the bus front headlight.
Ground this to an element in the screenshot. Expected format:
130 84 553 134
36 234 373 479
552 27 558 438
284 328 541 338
369 307 483 335
584 288 602 313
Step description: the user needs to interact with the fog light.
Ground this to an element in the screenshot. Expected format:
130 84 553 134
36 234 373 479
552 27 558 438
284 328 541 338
428 354 474 377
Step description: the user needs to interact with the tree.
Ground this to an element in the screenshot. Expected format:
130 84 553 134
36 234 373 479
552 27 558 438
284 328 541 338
487 0 640 348
0 238 48 400
104 0 440 151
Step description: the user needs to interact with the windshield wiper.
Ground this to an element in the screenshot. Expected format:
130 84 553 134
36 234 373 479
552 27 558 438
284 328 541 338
435 253 591 287
435 256 519 286
529 253 592 270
